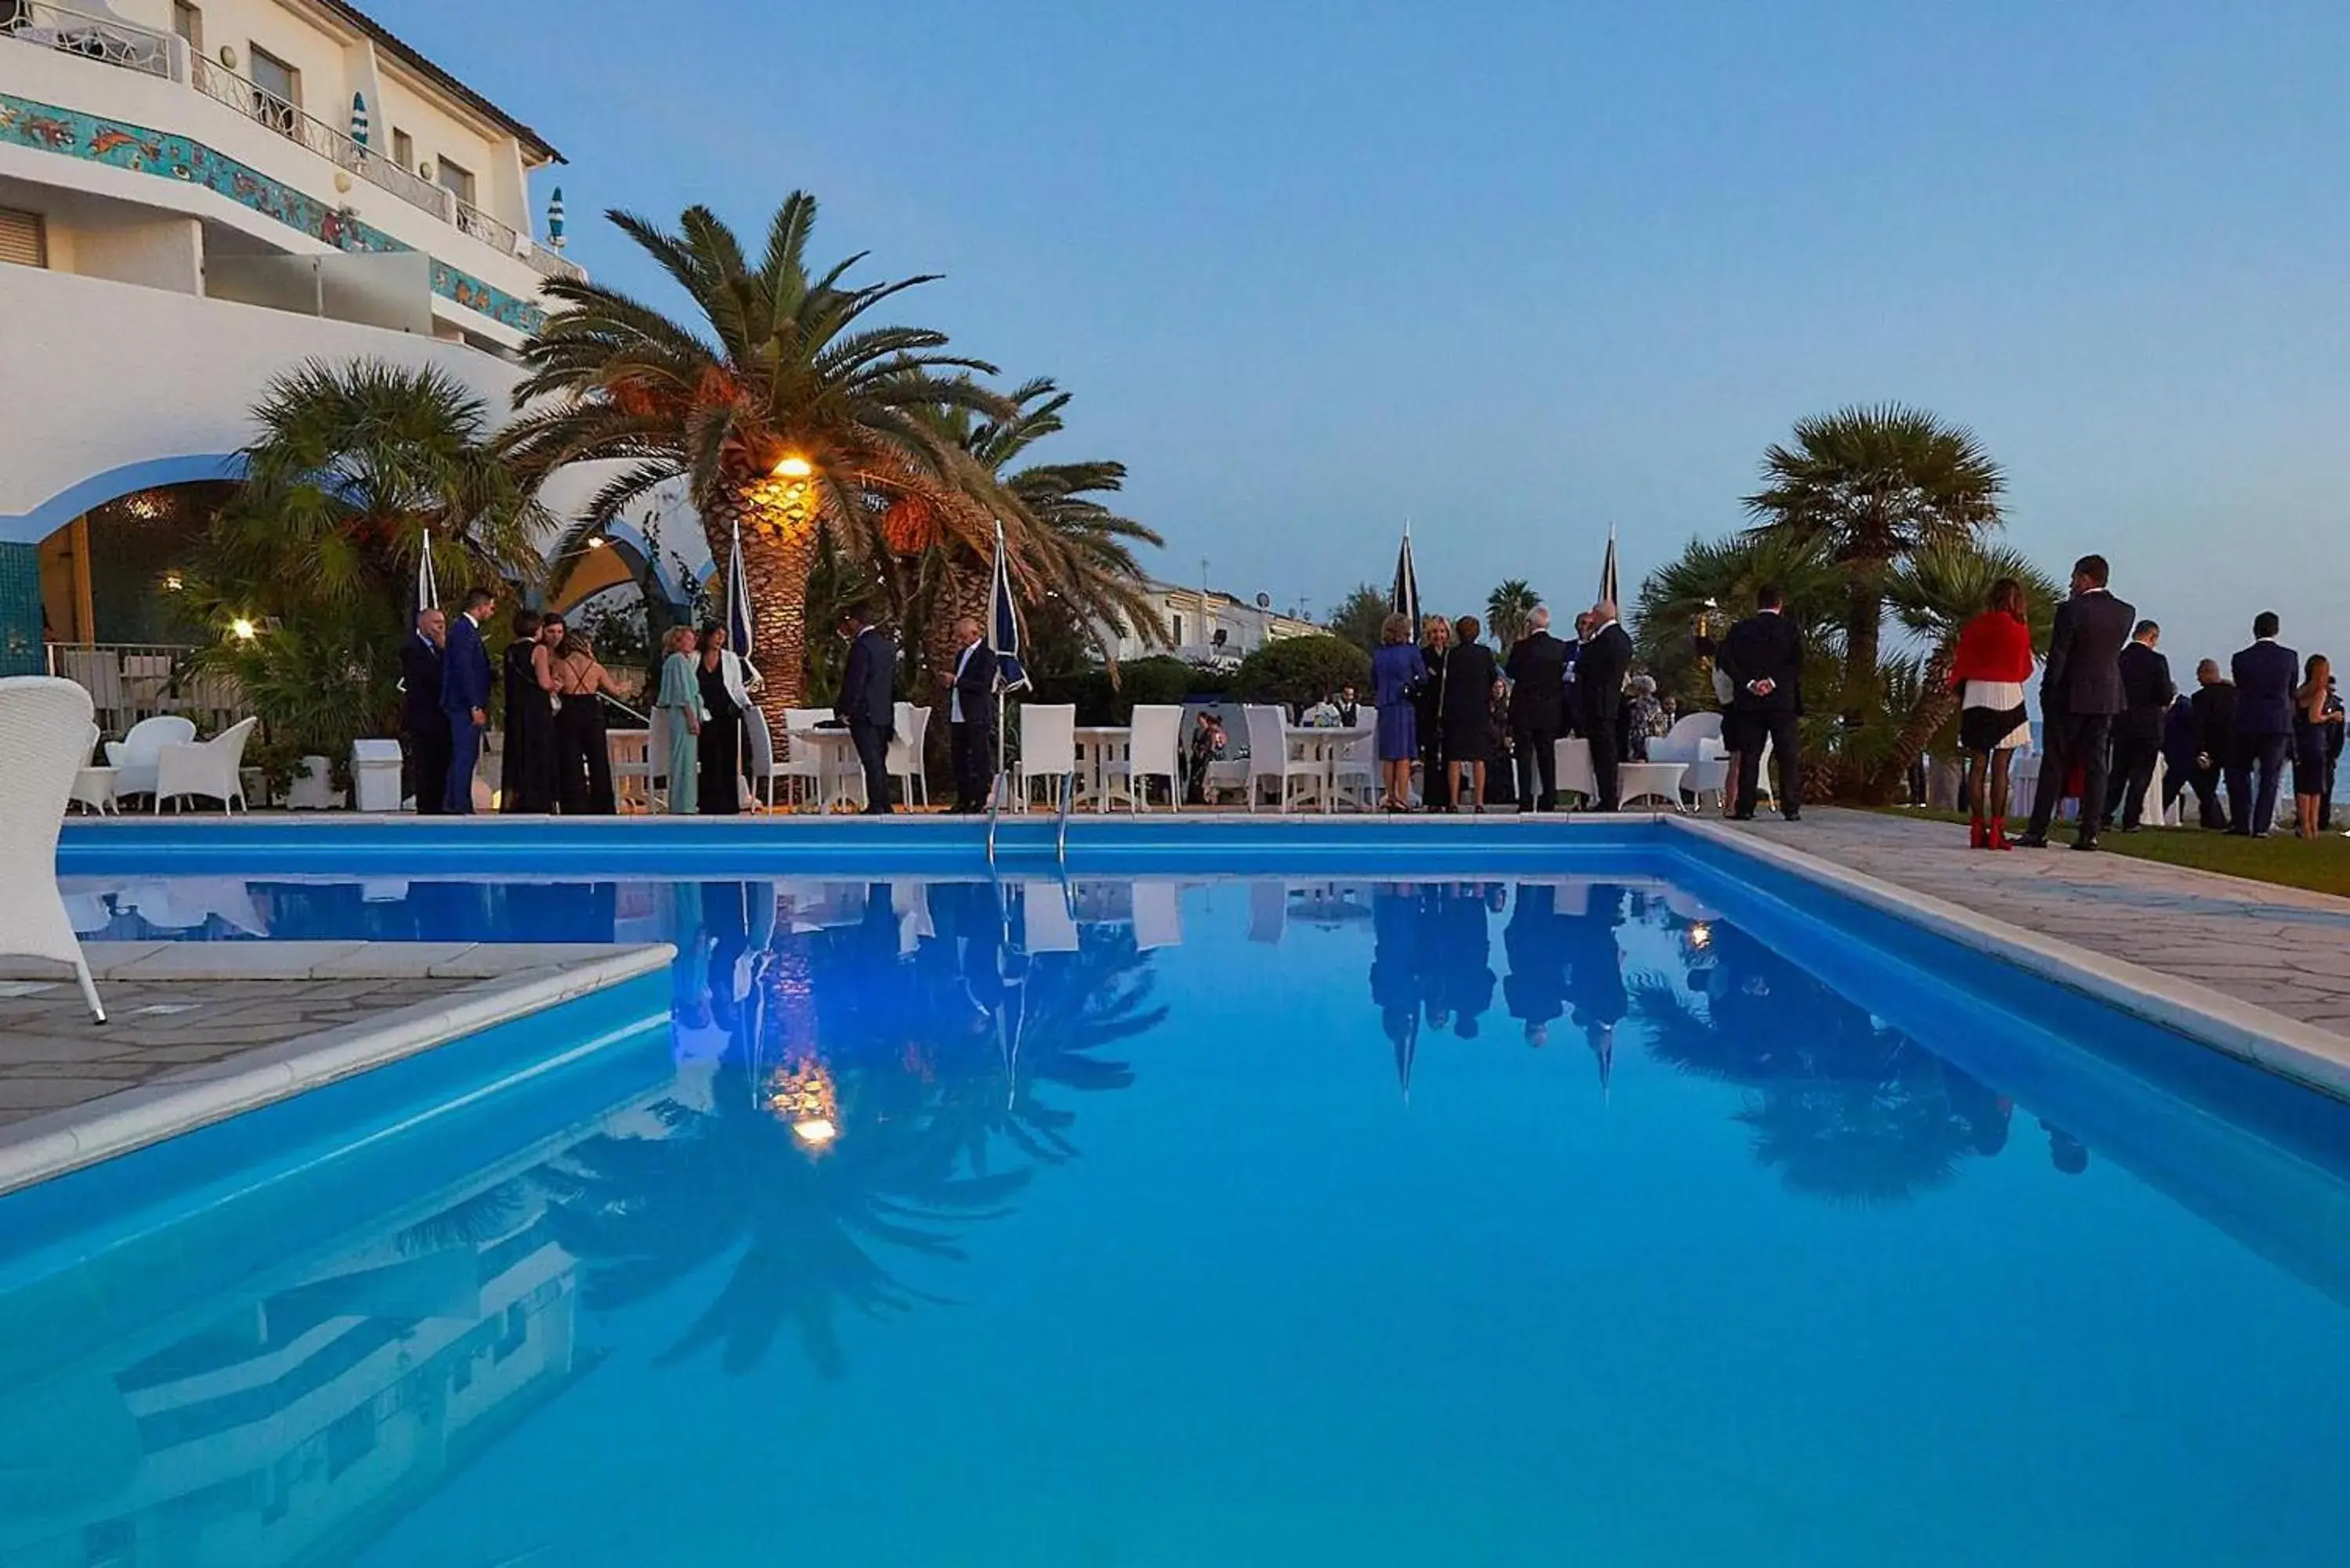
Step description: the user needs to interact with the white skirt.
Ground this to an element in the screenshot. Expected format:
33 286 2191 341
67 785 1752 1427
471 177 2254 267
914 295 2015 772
1961 680 2030 752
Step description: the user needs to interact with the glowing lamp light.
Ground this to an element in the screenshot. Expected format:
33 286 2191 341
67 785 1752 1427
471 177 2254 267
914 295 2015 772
772 454 813 479
229 617 258 641
585 534 606 549
161 571 183 592
791 1117 839 1147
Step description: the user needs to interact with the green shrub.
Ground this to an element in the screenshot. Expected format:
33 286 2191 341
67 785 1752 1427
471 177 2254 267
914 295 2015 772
1030 656 1232 724
1233 634 1372 711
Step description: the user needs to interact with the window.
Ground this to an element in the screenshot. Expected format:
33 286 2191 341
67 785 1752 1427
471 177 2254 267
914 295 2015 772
172 2 201 51
1169 613 1184 647
247 45 298 136
391 128 413 173
0 208 45 269
435 156 476 208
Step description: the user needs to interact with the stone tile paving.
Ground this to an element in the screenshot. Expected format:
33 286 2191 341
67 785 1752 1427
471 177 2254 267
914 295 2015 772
1724 810 2350 1038
0 976 465 1129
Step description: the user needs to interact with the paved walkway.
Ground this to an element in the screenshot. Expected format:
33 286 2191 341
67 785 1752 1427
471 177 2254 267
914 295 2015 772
1724 811 2350 1039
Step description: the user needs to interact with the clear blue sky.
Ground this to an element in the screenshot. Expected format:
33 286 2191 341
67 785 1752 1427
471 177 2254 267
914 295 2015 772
410 0 2348 667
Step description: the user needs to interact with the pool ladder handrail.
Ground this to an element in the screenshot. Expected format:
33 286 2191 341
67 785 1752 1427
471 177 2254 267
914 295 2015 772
984 771 1075 869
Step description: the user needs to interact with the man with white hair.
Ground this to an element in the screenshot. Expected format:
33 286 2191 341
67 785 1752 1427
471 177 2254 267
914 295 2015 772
1504 603 1569 810
1573 600 1634 811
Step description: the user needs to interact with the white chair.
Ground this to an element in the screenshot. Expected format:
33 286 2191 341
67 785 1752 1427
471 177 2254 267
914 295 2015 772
1239 706 1323 812
887 702 932 807
1647 713 1723 766
1132 880 1184 949
0 678 107 1021
1332 726 1378 811
1247 880 1287 944
742 706 779 810
1103 705 1184 811
154 717 257 813
1752 735 1778 811
771 708 830 808
607 725 653 812
1021 880 1080 952
1555 736 1597 807
1018 705 1077 811
105 714 196 802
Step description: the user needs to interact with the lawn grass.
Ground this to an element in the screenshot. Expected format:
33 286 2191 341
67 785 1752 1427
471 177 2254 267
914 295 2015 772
1872 807 2350 899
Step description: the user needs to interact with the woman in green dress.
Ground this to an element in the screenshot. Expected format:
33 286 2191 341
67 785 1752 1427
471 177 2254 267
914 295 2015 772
656 625 704 814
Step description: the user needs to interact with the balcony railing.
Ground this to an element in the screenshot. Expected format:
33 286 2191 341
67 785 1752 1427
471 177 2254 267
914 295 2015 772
46 642 247 736
3 11 583 288
0 1 170 78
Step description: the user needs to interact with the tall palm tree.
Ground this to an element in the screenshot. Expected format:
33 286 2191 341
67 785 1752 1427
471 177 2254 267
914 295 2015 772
498 194 1018 721
1743 403 2005 719
1485 578 1539 649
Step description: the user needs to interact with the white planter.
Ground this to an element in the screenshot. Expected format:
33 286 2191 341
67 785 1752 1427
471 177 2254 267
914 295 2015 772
287 753 343 810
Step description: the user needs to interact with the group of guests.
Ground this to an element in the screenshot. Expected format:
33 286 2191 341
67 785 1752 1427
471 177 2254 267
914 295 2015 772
1368 600 1645 812
399 585 763 818
1948 552 2341 849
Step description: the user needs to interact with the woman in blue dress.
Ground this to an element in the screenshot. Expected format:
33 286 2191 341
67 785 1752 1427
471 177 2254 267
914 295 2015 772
1371 612 1429 811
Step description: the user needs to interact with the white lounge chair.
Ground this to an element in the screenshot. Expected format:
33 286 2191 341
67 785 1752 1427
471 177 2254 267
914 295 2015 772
1103 704 1184 811
105 714 195 802
887 702 932 808
1018 705 1078 812
0 677 107 1021
154 717 257 813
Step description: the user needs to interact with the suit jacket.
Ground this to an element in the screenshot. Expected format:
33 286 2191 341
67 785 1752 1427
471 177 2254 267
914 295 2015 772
1504 630 1568 731
838 627 896 730
2039 589 2134 717
2189 682 2239 766
1720 611 1802 714
1572 623 1633 731
950 638 997 724
400 633 446 734
440 612 492 716
2116 642 2175 734
2230 639 2300 737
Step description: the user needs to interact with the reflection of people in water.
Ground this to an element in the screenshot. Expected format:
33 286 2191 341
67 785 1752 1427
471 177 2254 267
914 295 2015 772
1945 1065 2012 1157
2044 1120 2089 1174
1563 883 1629 1089
1430 883 1498 1039
1503 883 1567 1046
1371 884 1425 1078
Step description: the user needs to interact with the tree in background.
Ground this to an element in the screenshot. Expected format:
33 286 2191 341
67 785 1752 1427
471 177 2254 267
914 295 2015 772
1485 578 1540 649
1325 583 1392 654
1234 634 1372 713
500 194 1018 725
1743 404 2005 722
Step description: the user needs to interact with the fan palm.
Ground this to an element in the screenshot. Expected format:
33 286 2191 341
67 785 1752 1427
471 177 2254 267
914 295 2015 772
1744 403 2006 718
1485 577 1539 649
498 194 1018 721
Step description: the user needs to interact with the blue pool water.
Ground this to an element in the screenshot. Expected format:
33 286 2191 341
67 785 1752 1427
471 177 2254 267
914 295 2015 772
7 853 2350 1565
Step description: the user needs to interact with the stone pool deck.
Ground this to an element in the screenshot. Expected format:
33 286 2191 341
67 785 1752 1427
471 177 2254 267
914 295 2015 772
0 941 671 1194
1720 810 2350 1042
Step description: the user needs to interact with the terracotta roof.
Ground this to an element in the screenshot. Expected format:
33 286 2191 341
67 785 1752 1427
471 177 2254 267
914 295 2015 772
319 0 565 164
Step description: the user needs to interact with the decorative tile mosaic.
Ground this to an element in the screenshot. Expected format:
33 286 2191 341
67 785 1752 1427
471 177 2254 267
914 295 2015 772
0 92 545 333
0 543 43 677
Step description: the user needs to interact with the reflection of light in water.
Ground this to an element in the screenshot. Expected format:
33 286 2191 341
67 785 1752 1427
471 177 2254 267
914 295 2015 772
1687 920 1713 949
767 1059 839 1151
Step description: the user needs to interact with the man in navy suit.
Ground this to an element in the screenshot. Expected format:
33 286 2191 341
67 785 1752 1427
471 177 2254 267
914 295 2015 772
2019 555 2135 851
2228 610 2298 837
945 614 998 814
439 586 496 814
837 605 897 815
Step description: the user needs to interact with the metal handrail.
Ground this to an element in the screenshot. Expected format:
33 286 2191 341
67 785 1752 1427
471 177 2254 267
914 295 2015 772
985 786 1002 866
524 244 588 284
190 53 454 222
454 194 518 255
1055 771 1075 865
0 2 170 78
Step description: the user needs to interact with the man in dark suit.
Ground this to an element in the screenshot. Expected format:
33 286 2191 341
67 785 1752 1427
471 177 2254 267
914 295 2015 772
1505 605 1570 811
2228 610 2298 838
1719 583 1805 822
837 605 897 815
1572 601 1634 811
2019 555 2134 851
1560 611 1593 737
2186 659 2236 830
2104 619 2175 833
439 587 496 815
400 607 449 815
945 614 997 814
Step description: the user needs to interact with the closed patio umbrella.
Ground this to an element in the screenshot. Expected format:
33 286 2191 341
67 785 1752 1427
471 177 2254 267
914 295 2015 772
1390 520 1420 628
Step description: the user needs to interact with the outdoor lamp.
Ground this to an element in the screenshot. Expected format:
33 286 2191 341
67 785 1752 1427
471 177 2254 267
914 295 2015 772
745 454 818 537
773 454 813 479
229 617 258 641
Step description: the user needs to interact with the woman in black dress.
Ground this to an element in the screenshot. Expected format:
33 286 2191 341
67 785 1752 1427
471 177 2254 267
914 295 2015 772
551 622 626 813
499 608 558 812
696 623 743 815
1441 615 1501 812
1415 616 1452 811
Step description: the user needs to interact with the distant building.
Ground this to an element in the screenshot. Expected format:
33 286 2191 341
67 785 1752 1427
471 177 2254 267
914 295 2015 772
0 0 588 673
1109 581 1319 667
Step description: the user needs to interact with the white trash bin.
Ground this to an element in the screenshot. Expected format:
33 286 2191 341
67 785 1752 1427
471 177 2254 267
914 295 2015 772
351 739 405 812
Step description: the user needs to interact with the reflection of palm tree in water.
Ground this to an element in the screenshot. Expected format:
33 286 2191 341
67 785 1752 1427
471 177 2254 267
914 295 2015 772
552 880 1157 1376
1632 922 2011 1205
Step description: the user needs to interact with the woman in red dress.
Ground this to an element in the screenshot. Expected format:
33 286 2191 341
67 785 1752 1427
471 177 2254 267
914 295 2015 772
1948 579 2036 849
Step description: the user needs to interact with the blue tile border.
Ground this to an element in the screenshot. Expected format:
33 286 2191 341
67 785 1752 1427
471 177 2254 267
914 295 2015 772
0 92 544 333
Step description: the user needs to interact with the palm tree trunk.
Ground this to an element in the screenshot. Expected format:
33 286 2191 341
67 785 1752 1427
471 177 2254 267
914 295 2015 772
1842 578 1882 724
1864 643 1960 804
718 503 816 735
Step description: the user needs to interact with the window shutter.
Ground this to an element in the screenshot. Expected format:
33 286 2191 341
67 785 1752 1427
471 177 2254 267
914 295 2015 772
0 208 46 269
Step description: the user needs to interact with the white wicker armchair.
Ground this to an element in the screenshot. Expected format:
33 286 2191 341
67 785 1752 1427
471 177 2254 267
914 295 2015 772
104 714 196 801
154 717 258 813
0 677 107 1021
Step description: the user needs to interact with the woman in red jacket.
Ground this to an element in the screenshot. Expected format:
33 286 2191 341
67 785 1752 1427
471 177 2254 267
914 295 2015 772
1949 578 2036 849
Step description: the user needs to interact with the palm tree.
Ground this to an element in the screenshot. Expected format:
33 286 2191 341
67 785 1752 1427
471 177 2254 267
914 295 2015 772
1485 577 1539 649
1744 404 2005 719
498 194 1018 722
1864 542 2061 800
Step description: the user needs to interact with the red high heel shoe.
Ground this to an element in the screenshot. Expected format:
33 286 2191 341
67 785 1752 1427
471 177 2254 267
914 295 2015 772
1969 815 1988 850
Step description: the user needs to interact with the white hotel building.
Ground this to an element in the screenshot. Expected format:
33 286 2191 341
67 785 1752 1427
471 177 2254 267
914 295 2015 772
0 0 595 677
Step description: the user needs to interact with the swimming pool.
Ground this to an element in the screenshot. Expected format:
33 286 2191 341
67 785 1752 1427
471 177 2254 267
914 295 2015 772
10 827 2350 1565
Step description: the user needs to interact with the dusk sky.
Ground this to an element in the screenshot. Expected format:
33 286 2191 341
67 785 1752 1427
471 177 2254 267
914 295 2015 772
408 0 2348 665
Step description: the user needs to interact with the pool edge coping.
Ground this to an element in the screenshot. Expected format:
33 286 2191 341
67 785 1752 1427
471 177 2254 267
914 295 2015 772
0 943 677 1197
1667 815 2350 1101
